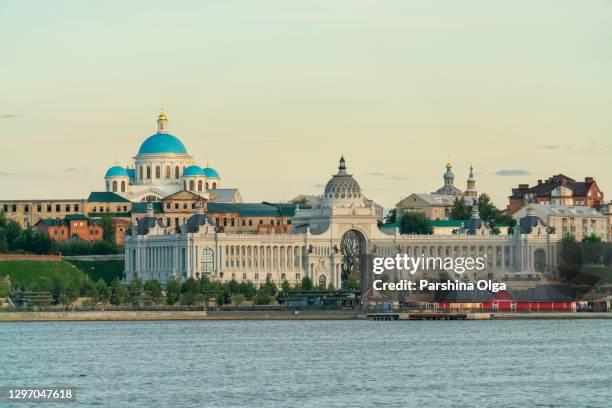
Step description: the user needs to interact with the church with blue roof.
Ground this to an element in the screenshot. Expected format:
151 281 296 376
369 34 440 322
103 110 235 203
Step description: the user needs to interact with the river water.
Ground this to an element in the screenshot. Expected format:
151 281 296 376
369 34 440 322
1 320 612 407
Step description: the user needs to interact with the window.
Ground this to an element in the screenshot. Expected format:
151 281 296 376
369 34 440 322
319 275 327 288
183 203 187 210
248 220 252 226
215 218 220 225
165 166 171 179
223 218 228 226
3 204 8 212
242 220 246 226
155 166 161 179
198 180 202 191
255 273 259 280
287 220 291 225
65 204 71 212
212 182 217 189
202 248 214 276
166 202 171 209
259 219 263 225
231 219 235 227
74 204 79 212
174 203 179 210
206 182 209 190
55 204 60 212
47 204 51 212
24 205 29 213
189 180 195 191
37 204 41 212
281 273 286 280
146 166 151 179
121 181 126 192
191 203 195 209
175 166 180 179
11 204 17 212
139 166 143 180
243 273 247 280
112 181 118 192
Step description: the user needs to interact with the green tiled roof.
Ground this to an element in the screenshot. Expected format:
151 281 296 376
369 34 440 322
131 202 164 213
88 192 130 203
207 202 307 217
431 220 464 227
64 214 88 221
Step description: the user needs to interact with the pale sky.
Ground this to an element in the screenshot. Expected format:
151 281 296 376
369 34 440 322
1 0 611 209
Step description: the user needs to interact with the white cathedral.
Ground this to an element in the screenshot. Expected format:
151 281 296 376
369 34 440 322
104 110 223 202
124 156 563 294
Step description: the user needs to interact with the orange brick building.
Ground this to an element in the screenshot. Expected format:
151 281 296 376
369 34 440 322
507 174 604 214
35 214 104 242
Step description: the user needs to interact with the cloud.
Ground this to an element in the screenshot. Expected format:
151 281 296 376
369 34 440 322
0 114 24 119
64 167 89 172
309 183 325 189
366 172 386 177
495 169 531 176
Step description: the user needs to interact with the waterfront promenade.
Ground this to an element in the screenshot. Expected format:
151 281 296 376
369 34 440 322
2 310 612 321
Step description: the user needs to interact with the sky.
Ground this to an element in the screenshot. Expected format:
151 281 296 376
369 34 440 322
1 0 611 210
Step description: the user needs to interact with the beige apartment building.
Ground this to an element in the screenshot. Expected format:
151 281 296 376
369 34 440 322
513 204 607 242
1 199 87 228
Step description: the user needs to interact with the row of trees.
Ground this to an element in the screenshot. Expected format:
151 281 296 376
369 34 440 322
559 235 612 283
0 211 122 255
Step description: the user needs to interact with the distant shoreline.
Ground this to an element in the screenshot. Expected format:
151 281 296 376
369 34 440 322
2 310 612 322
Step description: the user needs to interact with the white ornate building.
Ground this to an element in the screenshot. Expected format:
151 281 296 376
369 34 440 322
104 110 223 202
124 157 562 292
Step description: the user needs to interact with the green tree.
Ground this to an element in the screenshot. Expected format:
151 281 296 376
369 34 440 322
111 278 129 305
144 279 162 303
281 280 291 294
165 276 181 305
233 293 245 306
254 291 272 305
300 276 313 291
238 281 257 300
559 236 583 282
96 279 109 303
399 212 433 235
450 197 471 220
101 215 116 243
383 209 397 225
4 220 22 251
80 278 98 299
181 277 199 295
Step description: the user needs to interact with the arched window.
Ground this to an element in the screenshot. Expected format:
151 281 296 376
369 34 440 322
121 181 126 192
175 166 180 179
206 182 209 190
202 248 214 276
534 249 546 273
112 181 118 192
212 182 217 189
106 181 110 191
183 181 187 190
319 275 326 288
198 180 202 191
189 180 195 191
146 166 151 179
155 166 161 179
139 166 143 180
165 166 170 179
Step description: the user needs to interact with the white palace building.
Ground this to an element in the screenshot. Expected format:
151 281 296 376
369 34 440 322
124 157 562 292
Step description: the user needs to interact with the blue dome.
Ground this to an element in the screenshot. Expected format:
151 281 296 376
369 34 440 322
183 165 205 177
105 166 129 177
203 167 220 178
138 133 187 155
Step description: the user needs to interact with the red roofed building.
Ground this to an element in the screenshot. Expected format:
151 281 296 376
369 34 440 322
35 215 104 242
507 174 604 215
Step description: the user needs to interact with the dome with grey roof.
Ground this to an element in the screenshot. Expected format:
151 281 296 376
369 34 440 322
324 156 362 199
